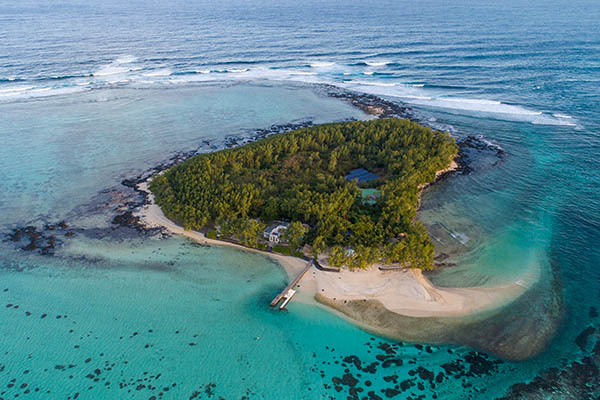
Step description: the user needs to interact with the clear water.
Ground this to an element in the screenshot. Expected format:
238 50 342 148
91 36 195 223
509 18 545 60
1 0 599 398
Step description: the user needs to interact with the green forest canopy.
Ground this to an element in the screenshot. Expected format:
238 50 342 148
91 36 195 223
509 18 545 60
149 119 458 269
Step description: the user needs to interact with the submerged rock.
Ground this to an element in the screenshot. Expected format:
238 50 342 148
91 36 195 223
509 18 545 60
575 326 597 351
5 225 66 256
498 350 600 400
112 211 140 228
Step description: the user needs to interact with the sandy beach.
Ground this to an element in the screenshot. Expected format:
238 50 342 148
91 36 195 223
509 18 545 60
136 180 528 319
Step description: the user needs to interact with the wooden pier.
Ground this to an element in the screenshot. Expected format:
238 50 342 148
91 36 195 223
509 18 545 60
270 261 312 310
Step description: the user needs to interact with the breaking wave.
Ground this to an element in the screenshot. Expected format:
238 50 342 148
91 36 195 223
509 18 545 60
93 55 140 77
0 56 578 127
141 68 172 77
365 61 390 67
309 61 336 68
0 85 88 101
353 61 390 67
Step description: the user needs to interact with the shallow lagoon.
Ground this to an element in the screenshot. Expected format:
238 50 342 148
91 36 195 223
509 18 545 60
1 82 598 398
0 235 559 399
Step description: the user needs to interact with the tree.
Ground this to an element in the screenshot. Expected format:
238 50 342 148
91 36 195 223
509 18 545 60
351 215 379 247
328 152 338 172
283 221 308 249
312 236 327 259
240 219 265 248
328 246 346 268
385 240 407 265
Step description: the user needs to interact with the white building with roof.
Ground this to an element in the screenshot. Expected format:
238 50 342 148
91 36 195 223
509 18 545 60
263 222 289 244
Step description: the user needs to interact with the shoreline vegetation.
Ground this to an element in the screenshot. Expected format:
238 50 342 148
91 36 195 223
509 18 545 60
148 119 458 270
135 118 544 360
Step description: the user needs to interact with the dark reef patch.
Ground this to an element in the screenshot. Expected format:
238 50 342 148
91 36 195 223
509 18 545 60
3 222 78 256
498 319 600 399
456 135 505 173
320 339 508 399
575 326 597 351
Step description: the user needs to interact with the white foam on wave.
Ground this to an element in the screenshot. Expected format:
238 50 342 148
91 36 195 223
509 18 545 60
531 117 577 127
406 96 577 125
94 65 139 77
142 68 172 77
168 74 213 84
364 61 389 67
2 58 577 128
309 61 335 68
30 86 86 97
419 98 577 126
290 71 318 76
340 79 576 126
0 86 35 95
403 95 433 100
135 80 157 85
93 55 141 77
81 56 587 128
552 113 572 119
0 85 88 101
426 97 543 116
477 135 504 151
169 66 323 86
209 68 250 74
350 80 396 87
115 55 137 64
239 67 319 83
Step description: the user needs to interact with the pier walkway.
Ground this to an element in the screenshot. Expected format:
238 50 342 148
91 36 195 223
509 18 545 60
270 261 312 310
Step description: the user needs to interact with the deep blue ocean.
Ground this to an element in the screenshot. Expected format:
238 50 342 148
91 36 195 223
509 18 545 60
1 0 599 398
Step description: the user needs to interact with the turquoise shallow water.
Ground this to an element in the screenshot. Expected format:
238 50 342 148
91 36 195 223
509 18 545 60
0 81 596 399
0 235 560 399
1 0 600 398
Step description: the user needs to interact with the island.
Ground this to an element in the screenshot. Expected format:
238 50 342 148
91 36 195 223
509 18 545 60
148 118 458 270
137 118 540 360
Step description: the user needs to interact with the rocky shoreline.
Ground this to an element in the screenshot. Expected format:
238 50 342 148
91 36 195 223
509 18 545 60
316 84 411 119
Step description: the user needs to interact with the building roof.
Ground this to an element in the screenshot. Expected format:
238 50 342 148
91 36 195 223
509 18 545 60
264 222 289 235
344 168 379 184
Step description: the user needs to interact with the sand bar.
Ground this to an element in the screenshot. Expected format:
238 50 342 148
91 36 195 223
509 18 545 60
135 180 529 318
